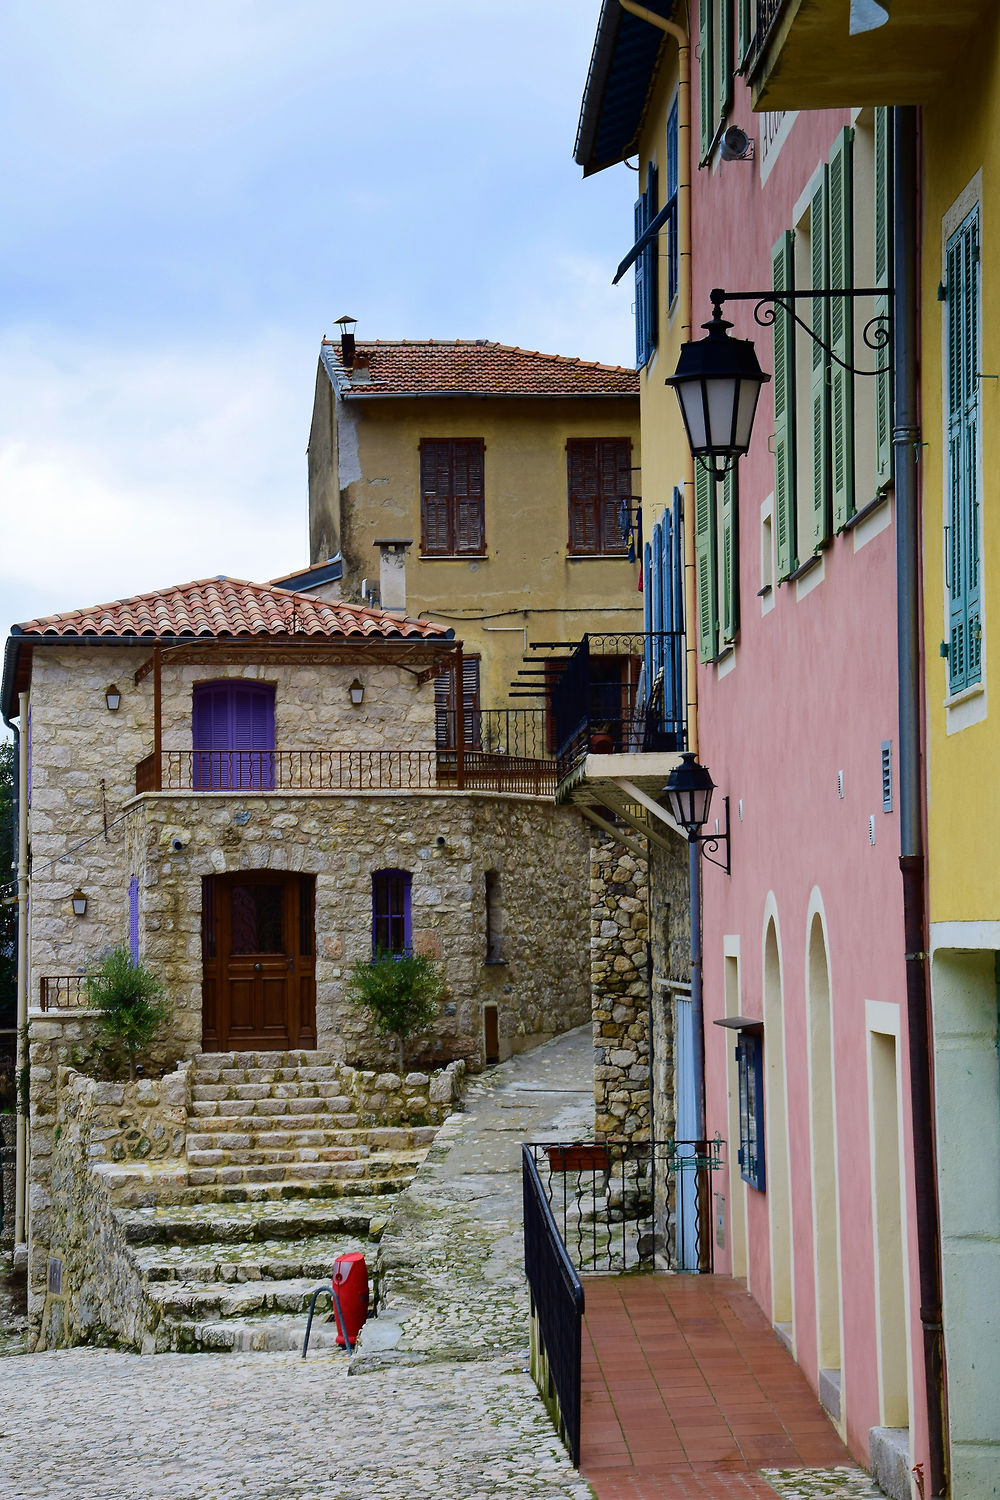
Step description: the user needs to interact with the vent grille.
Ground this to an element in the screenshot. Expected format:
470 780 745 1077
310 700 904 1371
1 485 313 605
881 740 893 812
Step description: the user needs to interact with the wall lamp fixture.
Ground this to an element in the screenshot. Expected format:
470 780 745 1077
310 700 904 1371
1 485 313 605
105 684 121 711
349 678 365 706
663 752 731 875
71 888 88 917
667 286 892 479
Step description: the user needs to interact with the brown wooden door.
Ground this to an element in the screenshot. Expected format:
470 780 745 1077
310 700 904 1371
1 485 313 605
202 873 316 1052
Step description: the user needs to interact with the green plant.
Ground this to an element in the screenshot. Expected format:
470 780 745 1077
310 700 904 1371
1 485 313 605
345 949 446 1073
85 946 172 1081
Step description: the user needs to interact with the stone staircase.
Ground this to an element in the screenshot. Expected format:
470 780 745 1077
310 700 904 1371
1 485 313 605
75 1051 459 1354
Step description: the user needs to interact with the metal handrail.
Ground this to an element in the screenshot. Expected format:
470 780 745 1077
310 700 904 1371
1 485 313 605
522 1144 584 1468
39 976 90 1012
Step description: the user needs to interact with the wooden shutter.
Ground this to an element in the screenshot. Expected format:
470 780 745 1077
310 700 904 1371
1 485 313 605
420 440 454 555
873 107 893 484
695 461 718 662
434 671 454 749
666 99 679 304
809 171 831 552
829 127 855 529
453 440 485 555
772 231 797 579
737 0 752 62
567 439 600 554
650 522 663 683
598 438 632 553
634 194 647 368
718 0 734 123
947 207 982 691
462 656 481 750
720 467 739 642
699 0 714 161
644 163 659 361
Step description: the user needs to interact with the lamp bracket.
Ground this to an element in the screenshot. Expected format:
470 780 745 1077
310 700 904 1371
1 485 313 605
710 287 893 378
694 794 731 875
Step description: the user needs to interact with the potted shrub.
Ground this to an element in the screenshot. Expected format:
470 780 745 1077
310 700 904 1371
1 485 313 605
85 945 172 1081
345 949 446 1074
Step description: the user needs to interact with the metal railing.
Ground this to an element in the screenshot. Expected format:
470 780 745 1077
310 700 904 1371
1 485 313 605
522 1144 584 1468
551 632 686 780
135 747 555 796
525 1138 721 1275
479 708 551 760
39 976 90 1011
750 0 786 66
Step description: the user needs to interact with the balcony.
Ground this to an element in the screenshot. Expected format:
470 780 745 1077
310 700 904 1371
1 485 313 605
748 0 995 112
135 732 557 799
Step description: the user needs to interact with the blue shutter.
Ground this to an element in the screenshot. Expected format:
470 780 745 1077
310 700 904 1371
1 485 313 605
128 875 139 963
651 518 664 683
947 207 982 692
643 538 654 692
644 163 658 361
666 99 679 305
634 195 647 368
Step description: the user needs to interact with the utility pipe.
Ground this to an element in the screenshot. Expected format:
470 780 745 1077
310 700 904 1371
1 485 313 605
14 691 28 1246
892 105 947 1498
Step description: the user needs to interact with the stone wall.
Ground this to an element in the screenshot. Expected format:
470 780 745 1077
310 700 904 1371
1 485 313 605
122 790 590 1073
1 1114 15 1248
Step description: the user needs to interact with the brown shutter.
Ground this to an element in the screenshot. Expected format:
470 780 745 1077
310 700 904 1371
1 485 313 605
567 439 600 554
421 440 454 555
462 655 481 748
434 670 454 748
599 438 632 553
453 440 485 555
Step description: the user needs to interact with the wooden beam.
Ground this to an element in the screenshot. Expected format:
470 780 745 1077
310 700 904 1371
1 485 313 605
576 805 648 861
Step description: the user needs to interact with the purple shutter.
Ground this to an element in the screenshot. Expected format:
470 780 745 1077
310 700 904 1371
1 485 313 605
194 682 274 789
128 875 139 962
372 870 412 955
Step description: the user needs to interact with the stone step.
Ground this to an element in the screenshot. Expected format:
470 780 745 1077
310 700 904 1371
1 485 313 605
186 1116 434 1148
186 1145 372 1168
191 1083 354 1105
147 1275 330 1322
120 1193 396 1247
135 1233 370 1285
152 1313 349 1354
186 1162 418 1191
192 1066 345 1087
193 1051 335 1070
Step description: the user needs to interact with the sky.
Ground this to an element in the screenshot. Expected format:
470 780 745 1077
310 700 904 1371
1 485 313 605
0 0 637 633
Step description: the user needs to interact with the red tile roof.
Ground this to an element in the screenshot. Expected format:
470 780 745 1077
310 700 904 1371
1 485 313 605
322 339 639 398
15 577 448 641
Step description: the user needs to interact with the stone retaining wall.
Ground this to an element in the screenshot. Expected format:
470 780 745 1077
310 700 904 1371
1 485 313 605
590 836 650 1138
1 1114 15 1248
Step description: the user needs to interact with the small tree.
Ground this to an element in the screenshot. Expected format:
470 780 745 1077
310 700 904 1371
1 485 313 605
345 949 445 1074
86 945 172 1081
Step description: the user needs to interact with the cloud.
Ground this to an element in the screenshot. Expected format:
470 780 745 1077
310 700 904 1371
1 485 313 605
0 330 311 627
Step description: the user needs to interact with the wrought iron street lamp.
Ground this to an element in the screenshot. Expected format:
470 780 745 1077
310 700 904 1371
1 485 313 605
663 752 731 874
666 295 770 481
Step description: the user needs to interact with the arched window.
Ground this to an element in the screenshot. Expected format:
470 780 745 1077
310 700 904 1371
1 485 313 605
485 869 503 963
372 869 412 955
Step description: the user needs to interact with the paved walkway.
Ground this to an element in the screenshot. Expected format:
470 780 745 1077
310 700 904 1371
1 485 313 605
580 1277 884 1500
0 1027 596 1500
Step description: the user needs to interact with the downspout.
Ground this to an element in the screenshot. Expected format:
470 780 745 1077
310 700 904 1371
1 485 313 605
893 105 948 1498
618 0 705 1137
3 693 29 1248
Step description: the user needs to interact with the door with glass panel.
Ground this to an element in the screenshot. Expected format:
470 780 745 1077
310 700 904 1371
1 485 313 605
202 872 316 1050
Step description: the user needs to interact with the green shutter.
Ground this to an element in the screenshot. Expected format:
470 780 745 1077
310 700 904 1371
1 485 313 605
718 0 734 123
874 107 893 484
772 230 797 579
947 207 982 691
737 0 752 63
810 171 830 551
829 127 855 528
695 462 718 662
699 0 714 161
721 467 739 642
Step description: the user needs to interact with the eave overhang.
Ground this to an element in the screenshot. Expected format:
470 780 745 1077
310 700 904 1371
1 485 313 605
575 0 677 177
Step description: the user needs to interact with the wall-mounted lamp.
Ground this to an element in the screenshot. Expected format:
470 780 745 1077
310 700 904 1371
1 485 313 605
71 888 88 917
663 752 731 874
349 678 365 706
105 684 121 711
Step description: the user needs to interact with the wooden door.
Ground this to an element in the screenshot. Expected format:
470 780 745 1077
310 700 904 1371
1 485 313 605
202 873 316 1051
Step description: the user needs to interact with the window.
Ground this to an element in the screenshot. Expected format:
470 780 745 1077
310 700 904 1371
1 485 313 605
567 438 632 555
666 98 679 309
946 205 982 693
434 656 481 750
634 162 658 366
372 869 411 955
419 439 485 556
699 0 734 162
694 463 739 662
192 681 275 789
485 870 503 963
736 1029 766 1191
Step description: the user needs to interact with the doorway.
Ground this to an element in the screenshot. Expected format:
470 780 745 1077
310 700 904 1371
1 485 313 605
202 872 316 1052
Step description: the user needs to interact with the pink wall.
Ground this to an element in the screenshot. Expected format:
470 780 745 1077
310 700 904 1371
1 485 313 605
689 82 928 1472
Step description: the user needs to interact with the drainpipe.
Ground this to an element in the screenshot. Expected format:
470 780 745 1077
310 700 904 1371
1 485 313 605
3 693 29 1248
893 105 948 1498
617 0 704 1142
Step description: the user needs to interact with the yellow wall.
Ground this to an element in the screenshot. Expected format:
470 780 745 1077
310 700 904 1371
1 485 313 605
320 393 643 708
921 7 1000 922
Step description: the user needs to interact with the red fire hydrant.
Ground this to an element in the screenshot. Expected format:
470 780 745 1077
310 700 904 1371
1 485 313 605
331 1253 369 1348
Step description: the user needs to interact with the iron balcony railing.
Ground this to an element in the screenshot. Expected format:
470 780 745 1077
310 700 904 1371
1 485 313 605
136 745 556 797
749 0 786 67
522 1144 584 1468
38 976 90 1011
525 1138 722 1276
551 632 686 780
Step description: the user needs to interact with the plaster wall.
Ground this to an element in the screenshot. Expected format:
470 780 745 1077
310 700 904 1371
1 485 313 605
315 393 644 708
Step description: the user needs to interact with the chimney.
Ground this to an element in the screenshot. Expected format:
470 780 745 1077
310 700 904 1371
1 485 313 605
373 538 413 616
335 314 358 370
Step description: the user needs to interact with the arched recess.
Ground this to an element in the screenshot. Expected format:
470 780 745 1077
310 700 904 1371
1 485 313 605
763 899 794 1334
806 894 843 1391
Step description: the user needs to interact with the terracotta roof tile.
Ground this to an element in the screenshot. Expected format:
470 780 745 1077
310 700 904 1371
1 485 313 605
321 339 639 398
15 577 448 641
